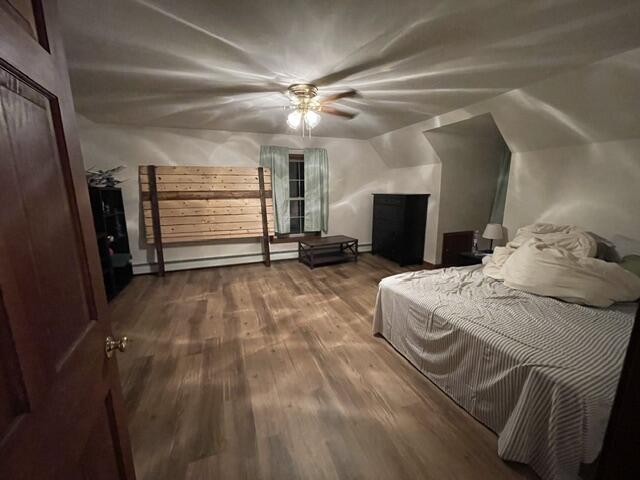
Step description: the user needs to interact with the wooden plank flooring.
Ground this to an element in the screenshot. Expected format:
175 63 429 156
111 254 536 480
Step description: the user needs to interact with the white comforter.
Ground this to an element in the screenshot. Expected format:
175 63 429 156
484 223 640 307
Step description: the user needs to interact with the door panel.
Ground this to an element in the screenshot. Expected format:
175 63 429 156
0 1 135 478
78 392 128 480
0 289 29 437
0 71 52 408
1 71 94 367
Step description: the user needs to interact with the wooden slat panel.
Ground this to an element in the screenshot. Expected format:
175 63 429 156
160 222 271 234
141 183 262 193
143 198 272 209
146 228 272 240
143 206 273 218
139 174 269 184
147 229 274 238
147 235 274 244
148 233 265 244
147 228 266 238
147 191 270 200
147 224 273 235
139 165 275 247
139 166 270 176
144 214 274 226
147 226 273 237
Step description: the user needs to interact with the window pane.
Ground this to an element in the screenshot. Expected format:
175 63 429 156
289 161 297 179
298 161 304 179
290 217 301 233
300 217 305 233
291 199 300 217
299 181 304 197
290 181 299 198
300 200 305 217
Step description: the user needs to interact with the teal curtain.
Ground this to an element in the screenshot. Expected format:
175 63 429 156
489 143 511 224
259 145 290 234
303 148 329 233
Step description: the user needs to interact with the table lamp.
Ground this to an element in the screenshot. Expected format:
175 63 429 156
483 223 503 251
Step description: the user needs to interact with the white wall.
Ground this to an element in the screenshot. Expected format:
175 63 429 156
78 117 438 272
424 114 506 258
370 47 640 258
504 138 640 242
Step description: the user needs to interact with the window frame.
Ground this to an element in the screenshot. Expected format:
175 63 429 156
273 153 320 242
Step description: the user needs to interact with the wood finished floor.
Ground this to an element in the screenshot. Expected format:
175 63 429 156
111 254 536 480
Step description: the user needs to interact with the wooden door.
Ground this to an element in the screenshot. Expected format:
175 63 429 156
0 2 136 479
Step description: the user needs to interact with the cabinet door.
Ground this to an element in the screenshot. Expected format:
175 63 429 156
376 224 400 258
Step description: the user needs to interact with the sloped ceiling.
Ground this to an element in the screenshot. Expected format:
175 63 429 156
424 113 507 160
370 46 640 168
58 0 640 139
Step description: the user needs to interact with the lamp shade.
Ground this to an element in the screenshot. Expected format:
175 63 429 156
483 223 503 240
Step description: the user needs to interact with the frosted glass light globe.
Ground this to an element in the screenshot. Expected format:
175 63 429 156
304 110 320 129
287 110 302 129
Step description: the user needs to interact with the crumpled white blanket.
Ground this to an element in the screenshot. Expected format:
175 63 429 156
484 223 640 307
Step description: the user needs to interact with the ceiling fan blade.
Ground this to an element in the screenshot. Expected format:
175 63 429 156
321 106 358 119
311 59 376 87
320 89 358 104
175 80 287 97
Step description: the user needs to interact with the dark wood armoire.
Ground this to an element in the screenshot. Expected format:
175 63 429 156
372 194 429 266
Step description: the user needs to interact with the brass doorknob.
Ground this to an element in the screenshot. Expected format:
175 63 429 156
105 336 128 359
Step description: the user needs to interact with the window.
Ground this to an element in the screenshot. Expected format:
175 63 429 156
272 152 321 242
289 155 305 234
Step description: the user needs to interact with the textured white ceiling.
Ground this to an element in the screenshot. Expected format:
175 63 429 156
59 0 640 139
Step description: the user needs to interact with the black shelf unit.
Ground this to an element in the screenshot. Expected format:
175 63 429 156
89 186 133 301
372 194 429 266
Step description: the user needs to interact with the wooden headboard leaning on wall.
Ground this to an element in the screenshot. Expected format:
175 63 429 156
139 165 275 276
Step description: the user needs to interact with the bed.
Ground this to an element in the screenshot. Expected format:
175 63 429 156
373 265 636 480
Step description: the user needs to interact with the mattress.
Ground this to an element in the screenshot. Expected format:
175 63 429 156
373 266 635 480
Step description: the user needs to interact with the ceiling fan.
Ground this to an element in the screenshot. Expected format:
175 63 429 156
285 83 358 135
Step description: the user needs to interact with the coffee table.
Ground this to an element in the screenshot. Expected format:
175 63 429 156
298 235 358 269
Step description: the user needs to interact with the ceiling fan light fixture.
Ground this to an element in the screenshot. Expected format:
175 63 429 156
287 110 302 129
284 83 356 136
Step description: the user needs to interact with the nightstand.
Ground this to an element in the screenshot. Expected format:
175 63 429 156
458 251 490 266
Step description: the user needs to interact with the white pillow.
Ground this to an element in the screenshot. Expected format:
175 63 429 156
501 238 640 307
